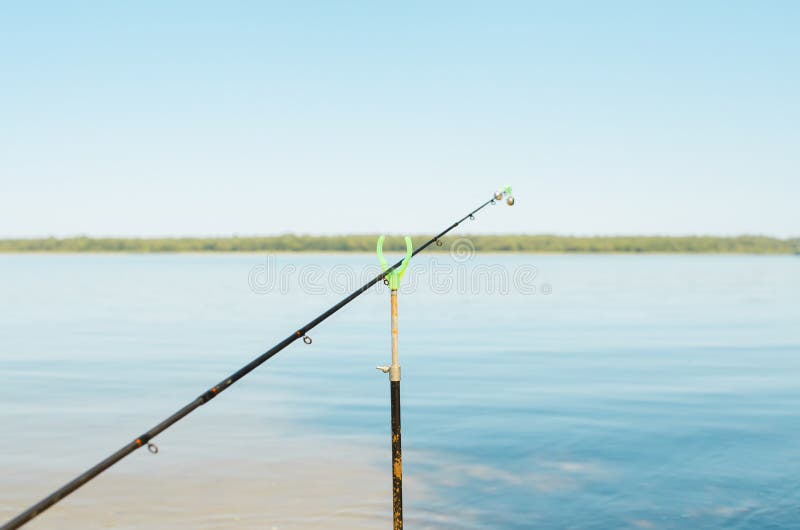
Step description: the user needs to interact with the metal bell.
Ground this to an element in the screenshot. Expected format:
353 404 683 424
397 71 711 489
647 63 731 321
506 195 515 206
494 191 504 201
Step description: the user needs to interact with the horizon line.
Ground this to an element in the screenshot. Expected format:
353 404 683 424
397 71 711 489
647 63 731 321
1 233 798 241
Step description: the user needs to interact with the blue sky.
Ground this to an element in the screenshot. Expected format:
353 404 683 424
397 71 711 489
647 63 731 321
1 1 797 237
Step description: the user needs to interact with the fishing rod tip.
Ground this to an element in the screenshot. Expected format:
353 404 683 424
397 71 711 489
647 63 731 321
494 186 515 206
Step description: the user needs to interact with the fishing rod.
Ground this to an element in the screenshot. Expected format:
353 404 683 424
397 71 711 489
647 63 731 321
1 186 516 530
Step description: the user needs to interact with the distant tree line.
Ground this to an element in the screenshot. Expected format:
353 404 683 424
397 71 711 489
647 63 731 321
0 235 798 254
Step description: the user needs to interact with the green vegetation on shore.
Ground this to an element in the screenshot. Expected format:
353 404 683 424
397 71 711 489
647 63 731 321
0 235 797 254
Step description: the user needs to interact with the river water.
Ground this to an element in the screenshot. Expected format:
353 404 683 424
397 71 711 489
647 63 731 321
1 253 798 529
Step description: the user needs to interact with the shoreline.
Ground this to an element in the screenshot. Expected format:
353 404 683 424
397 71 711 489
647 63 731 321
0 251 797 256
1 235 796 255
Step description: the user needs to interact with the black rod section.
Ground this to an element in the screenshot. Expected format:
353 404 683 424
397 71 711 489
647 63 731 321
1 194 499 530
390 380 403 530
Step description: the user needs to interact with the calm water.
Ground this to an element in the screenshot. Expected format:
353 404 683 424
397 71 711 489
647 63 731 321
1 254 799 529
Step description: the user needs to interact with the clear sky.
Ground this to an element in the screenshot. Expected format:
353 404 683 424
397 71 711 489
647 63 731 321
1 1 797 238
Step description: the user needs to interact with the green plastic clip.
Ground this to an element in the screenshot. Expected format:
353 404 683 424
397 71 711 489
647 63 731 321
377 236 413 290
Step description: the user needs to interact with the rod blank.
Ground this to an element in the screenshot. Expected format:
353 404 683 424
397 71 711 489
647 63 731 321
1 194 499 530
